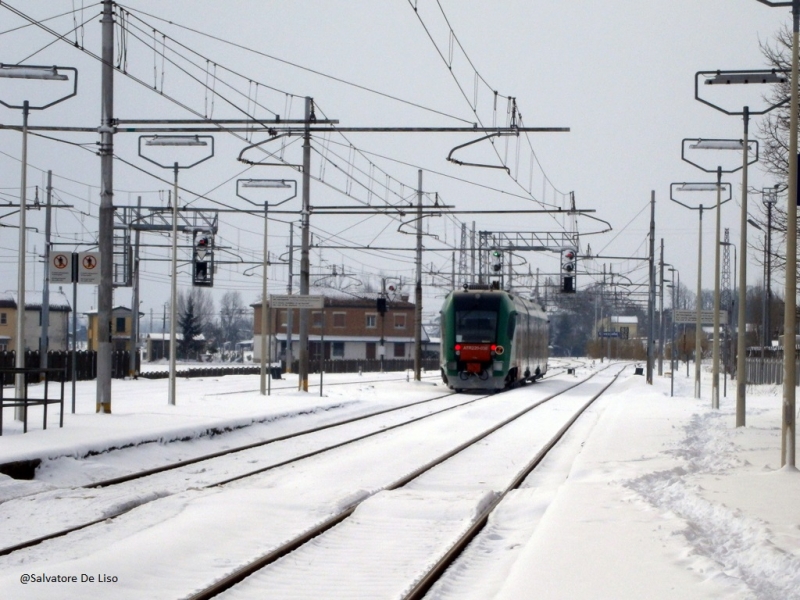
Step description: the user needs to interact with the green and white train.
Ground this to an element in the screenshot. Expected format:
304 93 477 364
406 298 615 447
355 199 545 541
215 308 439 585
439 288 549 391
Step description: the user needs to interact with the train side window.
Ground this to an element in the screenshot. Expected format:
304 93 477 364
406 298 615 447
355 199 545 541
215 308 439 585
507 313 517 340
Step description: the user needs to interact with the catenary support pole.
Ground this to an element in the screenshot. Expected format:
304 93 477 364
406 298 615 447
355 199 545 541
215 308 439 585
71 275 77 413
298 97 312 392
13 102 29 420
713 167 723 410
647 191 656 384
285 222 294 373
783 0 800 466
168 166 178 406
129 196 141 378
260 202 269 395
658 238 664 376
96 0 114 413
695 206 704 399
41 171 53 373
736 108 750 425
414 169 423 381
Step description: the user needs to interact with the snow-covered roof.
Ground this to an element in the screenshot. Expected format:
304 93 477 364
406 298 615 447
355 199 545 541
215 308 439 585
146 333 205 341
611 316 638 324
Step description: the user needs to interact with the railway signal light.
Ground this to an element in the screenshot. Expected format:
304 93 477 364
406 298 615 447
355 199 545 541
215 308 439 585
491 249 503 273
561 247 576 293
192 230 214 287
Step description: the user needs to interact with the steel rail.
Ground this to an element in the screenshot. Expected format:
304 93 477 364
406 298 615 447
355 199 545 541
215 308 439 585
403 365 627 599
0 384 489 557
186 365 608 600
0 363 577 560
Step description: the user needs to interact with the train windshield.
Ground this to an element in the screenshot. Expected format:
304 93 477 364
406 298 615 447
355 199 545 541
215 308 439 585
455 310 497 343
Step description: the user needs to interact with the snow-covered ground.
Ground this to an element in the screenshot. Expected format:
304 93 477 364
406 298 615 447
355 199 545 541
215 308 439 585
0 361 798 599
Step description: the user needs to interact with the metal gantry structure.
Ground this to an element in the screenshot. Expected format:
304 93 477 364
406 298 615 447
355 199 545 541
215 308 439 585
3 0 580 413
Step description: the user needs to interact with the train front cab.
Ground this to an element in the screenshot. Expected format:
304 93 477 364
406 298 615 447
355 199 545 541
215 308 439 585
440 291 511 391
440 290 547 392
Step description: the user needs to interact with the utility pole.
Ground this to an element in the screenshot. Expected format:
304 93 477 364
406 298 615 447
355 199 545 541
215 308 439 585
285 221 294 373
736 109 750 426
129 196 141 378
40 171 53 372
647 191 656 384
298 97 312 391
471 221 477 285
658 238 664 376
96 0 114 413
414 169 423 381
380 277 386 372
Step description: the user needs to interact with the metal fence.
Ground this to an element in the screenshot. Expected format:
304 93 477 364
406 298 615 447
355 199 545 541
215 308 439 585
744 357 800 386
293 357 439 374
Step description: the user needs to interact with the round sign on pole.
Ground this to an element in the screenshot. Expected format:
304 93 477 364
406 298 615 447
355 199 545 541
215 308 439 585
48 251 73 284
77 251 101 285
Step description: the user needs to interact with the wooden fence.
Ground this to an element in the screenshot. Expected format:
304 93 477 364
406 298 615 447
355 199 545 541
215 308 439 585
0 350 138 384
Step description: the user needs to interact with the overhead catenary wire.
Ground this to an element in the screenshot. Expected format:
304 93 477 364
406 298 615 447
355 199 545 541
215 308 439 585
0 2 579 291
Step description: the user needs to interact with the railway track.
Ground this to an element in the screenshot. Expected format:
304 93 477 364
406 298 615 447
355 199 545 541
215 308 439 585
184 365 623 600
0 360 602 600
0 362 586 559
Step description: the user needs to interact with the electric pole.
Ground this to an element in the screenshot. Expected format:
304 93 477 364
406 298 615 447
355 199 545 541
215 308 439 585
298 97 312 392
647 191 656 384
96 0 114 413
414 169 423 381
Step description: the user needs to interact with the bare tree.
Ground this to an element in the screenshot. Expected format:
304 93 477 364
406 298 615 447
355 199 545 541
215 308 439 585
755 26 800 283
218 291 252 355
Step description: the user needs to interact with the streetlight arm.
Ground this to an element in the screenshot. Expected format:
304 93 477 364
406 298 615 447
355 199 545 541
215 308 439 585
0 65 78 110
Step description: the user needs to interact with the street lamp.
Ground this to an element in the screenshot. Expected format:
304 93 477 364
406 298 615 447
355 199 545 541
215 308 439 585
761 186 780 356
670 181 732 400
138 135 214 406
752 0 800 467
236 179 297 396
682 138 758 410
0 63 77 418
695 67 788 427
668 267 678 397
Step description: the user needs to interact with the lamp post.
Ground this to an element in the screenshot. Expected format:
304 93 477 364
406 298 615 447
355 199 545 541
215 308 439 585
0 64 77 418
754 0 800 469
138 135 214 406
696 68 788 426
670 182 732 400
681 138 758 409
236 179 297 396
668 267 678 397
762 186 779 354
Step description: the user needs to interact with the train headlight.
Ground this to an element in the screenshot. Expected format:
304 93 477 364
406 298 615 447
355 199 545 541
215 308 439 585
494 345 505 355
454 343 462 356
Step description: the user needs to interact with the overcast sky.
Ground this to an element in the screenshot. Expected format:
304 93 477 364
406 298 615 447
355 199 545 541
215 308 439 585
0 1 791 322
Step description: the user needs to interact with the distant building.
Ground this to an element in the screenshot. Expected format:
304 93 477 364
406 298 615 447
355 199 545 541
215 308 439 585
595 315 639 340
85 306 140 353
251 295 423 362
0 296 72 352
146 333 207 361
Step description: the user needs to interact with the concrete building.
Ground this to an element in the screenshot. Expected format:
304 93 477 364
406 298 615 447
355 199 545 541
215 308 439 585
85 306 138 353
251 296 424 362
595 315 639 340
0 296 71 352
